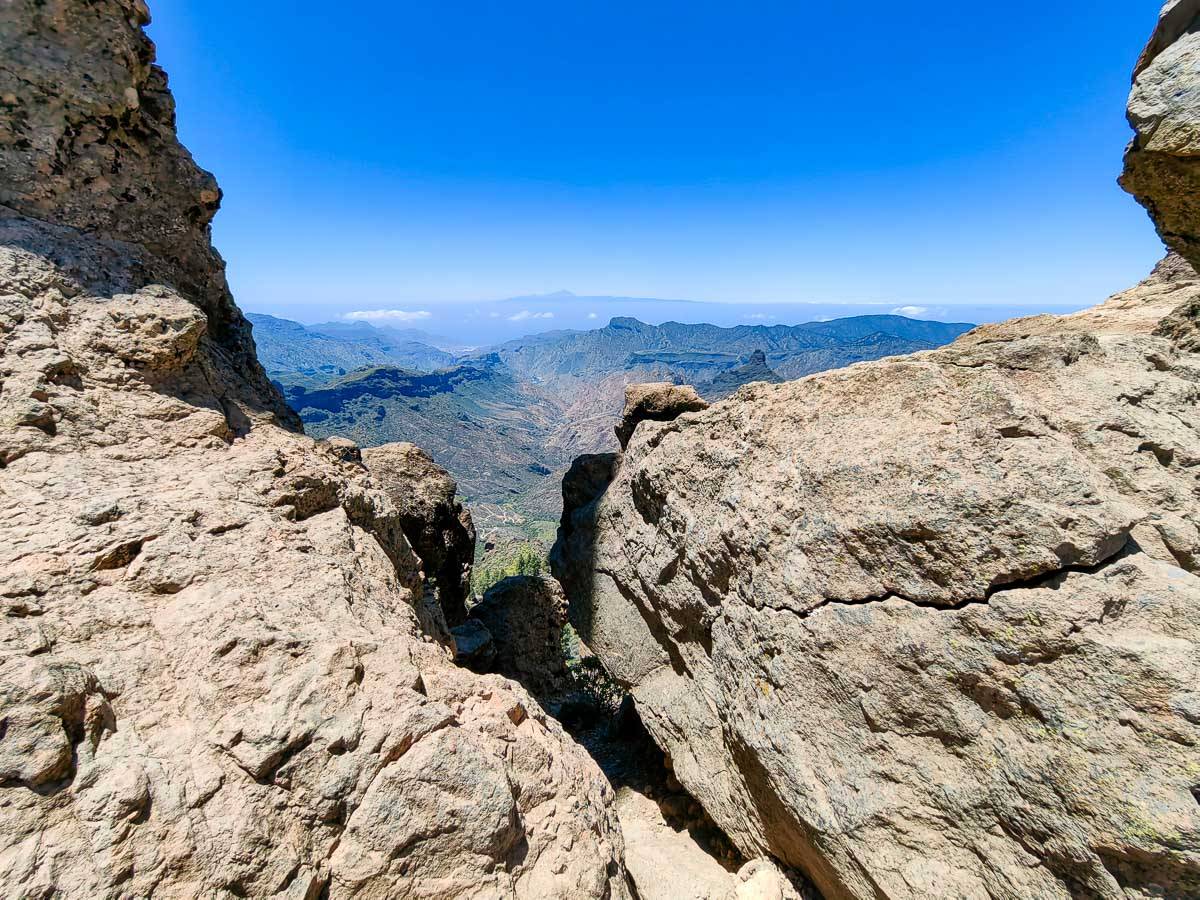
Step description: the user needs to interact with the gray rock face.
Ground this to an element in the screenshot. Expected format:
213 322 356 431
0 3 630 897
362 441 476 626
1122 1 1200 270
555 254 1200 899
615 382 710 450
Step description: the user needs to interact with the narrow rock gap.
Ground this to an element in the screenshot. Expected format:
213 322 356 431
449 560 773 896
557 693 755 894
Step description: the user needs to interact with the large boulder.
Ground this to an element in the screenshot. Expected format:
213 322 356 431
362 441 476 626
1122 0 1200 270
556 251 1200 899
466 575 571 696
0 3 630 898
551 452 620 612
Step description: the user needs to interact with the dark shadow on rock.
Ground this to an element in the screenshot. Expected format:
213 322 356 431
361 441 476 626
549 452 618 645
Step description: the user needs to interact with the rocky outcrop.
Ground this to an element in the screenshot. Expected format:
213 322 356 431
461 575 571 695
552 452 620 609
1122 0 1200 270
0 3 630 897
703 350 784 401
615 382 709 450
450 618 497 670
362 441 476 625
0 0 293 430
556 249 1200 898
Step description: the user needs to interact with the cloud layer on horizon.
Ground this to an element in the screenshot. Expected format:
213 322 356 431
344 309 433 322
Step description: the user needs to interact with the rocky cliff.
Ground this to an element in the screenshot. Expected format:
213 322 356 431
0 2 630 897
553 5 1200 898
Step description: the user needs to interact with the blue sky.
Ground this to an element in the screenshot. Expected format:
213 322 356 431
148 1 1167 332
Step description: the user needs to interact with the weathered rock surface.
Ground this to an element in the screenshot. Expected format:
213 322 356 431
362 441 476 625
552 452 620 608
0 0 294 430
0 3 630 898
1122 0 1200 270
615 382 709 450
558 246 1200 898
466 575 571 695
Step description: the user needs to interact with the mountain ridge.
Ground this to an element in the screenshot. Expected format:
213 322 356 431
487 314 974 382
248 312 458 386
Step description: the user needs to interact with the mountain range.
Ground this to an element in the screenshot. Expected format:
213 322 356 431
487 314 972 382
246 314 463 386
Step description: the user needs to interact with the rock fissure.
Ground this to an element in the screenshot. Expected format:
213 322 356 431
752 537 1137 622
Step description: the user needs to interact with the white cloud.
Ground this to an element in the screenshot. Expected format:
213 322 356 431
891 306 928 317
813 316 833 322
587 312 599 320
488 312 501 318
508 310 555 322
344 309 432 322
742 313 776 320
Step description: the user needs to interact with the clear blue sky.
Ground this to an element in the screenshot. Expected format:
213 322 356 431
148 1 1167 327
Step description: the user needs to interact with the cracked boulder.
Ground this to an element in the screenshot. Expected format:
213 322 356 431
553 255 1200 899
0 2 630 897
465 574 571 696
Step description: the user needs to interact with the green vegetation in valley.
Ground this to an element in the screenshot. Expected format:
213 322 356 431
470 543 547 598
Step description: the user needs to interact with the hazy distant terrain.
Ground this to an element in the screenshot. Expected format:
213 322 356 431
282 357 570 533
487 314 972 382
252 312 975 544
247 314 461 386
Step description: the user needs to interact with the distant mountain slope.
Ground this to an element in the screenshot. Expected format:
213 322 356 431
309 320 472 354
768 331 947 379
488 314 974 382
283 357 571 519
248 313 457 386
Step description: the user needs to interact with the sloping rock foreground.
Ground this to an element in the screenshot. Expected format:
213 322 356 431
554 8 1200 895
0 2 630 897
558 257 1200 900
